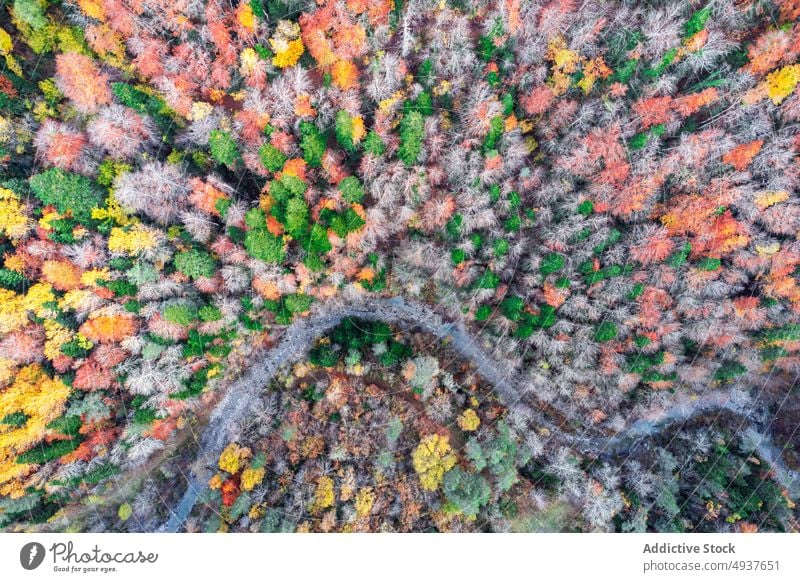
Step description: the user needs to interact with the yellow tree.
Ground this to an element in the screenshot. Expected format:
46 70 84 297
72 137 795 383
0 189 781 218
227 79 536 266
412 434 457 491
0 365 70 497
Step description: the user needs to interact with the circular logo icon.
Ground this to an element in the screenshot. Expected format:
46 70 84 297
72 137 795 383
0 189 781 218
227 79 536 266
20 542 46 570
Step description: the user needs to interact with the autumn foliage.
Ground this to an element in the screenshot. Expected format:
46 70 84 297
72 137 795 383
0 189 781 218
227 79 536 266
0 0 798 534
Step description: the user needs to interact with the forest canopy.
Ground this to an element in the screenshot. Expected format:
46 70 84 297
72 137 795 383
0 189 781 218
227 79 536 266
0 0 799 533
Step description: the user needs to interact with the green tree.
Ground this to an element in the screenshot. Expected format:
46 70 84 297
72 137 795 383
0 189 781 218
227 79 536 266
335 110 357 152
285 197 309 239
310 344 339 367
500 295 525 321
484 421 524 491
0 268 28 291
299 121 326 167
284 294 314 313
164 304 197 325
245 207 267 229
540 253 565 276
244 229 285 263
208 130 240 166
13 0 48 30
269 174 306 205
397 111 424 166
327 207 365 237
17 438 81 464
475 269 500 289
684 5 712 39
364 130 385 156
308 223 332 255
29 168 104 223
259 143 287 172
594 321 618 342
174 249 216 279
443 468 491 516
198 305 222 322
482 115 504 152
338 176 364 204
714 360 746 382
